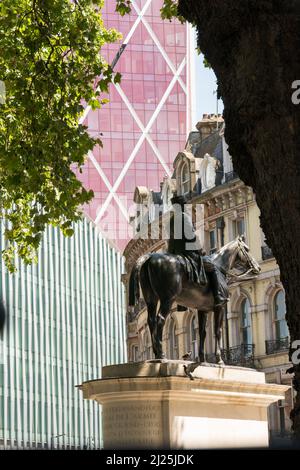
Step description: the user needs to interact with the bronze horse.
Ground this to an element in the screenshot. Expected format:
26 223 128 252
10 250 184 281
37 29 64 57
129 236 261 364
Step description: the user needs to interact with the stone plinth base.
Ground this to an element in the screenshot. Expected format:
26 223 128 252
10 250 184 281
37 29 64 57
79 361 289 449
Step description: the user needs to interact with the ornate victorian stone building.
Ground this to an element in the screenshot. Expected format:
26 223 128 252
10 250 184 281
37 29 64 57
123 114 293 440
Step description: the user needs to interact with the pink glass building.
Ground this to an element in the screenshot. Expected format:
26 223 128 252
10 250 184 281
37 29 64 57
76 0 191 251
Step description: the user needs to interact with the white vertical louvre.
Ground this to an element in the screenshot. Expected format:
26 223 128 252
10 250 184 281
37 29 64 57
20 262 27 448
0 216 126 449
14 254 22 449
38 233 47 446
26 264 33 449
1 222 8 448
78 221 88 446
70 223 78 448
32 257 39 448
99 236 105 368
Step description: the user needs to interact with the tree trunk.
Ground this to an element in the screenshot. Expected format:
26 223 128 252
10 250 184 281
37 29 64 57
178 0 300 439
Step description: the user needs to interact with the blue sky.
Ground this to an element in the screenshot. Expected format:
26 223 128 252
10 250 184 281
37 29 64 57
193 53 224 124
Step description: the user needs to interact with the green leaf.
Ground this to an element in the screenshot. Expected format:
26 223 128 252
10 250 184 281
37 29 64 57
114 72 122 84
116 1 132 15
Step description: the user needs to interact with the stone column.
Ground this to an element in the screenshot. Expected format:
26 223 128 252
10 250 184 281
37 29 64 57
79 360 289 449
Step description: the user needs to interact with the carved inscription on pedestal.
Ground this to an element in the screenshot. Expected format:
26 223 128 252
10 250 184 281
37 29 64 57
103 402 163 448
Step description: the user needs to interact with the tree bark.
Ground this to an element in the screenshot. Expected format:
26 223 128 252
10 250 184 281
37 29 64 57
178 0 300 438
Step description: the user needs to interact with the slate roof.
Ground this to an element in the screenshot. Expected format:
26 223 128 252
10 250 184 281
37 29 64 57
185 124 224 163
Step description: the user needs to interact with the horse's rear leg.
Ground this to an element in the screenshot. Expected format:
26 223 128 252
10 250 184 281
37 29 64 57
214 306 224 365
147 301 158 358
154 300 173 359
198 311 208 363
140 261 159 359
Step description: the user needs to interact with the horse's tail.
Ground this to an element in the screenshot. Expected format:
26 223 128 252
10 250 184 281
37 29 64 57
129 263 140 307
0 299 5 333
129 254 152 307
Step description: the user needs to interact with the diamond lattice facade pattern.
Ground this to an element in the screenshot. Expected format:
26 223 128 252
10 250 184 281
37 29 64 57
75 0 188 251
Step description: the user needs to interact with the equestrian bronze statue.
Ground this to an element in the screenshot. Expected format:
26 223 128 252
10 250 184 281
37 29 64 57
129 195 261 364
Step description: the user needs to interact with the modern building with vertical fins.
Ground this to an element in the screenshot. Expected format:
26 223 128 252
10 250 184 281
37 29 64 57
0 217 127 449
75 0 192 251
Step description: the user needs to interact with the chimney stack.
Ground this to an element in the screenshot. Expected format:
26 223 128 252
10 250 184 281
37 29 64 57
196 113 224 140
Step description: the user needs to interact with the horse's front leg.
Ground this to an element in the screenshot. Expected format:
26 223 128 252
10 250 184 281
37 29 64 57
214 306 224 365
147 302 158 358
198 311 208 363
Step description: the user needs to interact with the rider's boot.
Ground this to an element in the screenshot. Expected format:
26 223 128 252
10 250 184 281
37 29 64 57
208 270 227 307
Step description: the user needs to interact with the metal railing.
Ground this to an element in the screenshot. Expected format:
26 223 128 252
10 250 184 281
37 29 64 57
261 245 274 260
266 337 289 355
269 430 293 448
206 344 255 367
225 171 239 183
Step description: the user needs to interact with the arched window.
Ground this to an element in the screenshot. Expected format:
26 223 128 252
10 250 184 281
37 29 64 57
190 316 198 360
181 163 190 194
240 298 252 345
274 291 289 340
169 319 179 359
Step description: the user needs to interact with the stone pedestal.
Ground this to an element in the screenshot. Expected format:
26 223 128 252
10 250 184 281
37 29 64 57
79 361 289 449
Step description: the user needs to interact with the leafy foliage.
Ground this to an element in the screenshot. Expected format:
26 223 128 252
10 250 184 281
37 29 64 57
116 0 184 22
0 0 121 271
160 0 184 23
115 0 132 16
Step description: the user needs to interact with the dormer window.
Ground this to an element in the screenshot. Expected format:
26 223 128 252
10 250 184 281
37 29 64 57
181 162 190 194
174 152 195 198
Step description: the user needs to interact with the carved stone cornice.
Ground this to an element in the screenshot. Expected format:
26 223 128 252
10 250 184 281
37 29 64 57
193 178 254 215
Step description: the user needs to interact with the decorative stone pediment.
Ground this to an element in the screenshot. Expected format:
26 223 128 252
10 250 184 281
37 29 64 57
134 186 150 204
161 176 176 212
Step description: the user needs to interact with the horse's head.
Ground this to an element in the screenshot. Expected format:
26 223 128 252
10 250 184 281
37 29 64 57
230 235 261 277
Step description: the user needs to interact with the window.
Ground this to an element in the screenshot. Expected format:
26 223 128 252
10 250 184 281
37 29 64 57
168 111 179 134
241 298 252 345
274 291 289 340
207 221 224 254
216 217 225 247
232 217 245 239
169 319 179 359
181 163 190 194
209 229 217 254
190 316 198 360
